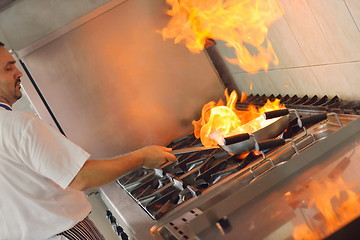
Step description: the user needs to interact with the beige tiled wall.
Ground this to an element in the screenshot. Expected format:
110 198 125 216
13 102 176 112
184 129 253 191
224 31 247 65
218 0 360 100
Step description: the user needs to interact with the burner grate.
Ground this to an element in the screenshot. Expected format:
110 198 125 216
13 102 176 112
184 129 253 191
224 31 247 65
236 94 360 115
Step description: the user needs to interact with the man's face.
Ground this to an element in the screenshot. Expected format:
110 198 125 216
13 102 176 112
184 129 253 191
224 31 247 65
0 46 23 106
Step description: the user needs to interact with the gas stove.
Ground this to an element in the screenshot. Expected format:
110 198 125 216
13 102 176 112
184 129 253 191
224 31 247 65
100 95 360 240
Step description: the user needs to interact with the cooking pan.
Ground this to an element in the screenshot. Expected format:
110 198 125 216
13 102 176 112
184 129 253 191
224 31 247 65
170 109 330 156
171 109 290 155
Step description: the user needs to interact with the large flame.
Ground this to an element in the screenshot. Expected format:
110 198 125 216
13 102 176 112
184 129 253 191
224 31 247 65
192 90 284 147
161 0 284 73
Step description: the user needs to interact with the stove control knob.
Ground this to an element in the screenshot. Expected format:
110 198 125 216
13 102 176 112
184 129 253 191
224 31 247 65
120 231 129 240
216 216 232 235
109 215 117 225
105 210 112 218
116 225 123 235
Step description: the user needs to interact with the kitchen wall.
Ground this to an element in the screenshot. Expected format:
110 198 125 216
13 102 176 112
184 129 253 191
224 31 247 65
1 0 359 101
216 0 360 100
0 0 113 50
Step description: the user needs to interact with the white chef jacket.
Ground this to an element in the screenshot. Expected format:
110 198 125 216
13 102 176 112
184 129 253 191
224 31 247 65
0 104 92 240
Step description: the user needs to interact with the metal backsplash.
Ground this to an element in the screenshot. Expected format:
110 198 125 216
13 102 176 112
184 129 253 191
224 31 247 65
18 0 225 158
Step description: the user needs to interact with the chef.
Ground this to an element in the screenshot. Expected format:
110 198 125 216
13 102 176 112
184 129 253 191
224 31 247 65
0 41 176 240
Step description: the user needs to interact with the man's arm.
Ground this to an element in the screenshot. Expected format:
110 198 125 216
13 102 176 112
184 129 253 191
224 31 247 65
68 146 176 191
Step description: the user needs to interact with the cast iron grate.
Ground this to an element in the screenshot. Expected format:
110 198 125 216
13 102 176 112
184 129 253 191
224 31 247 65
236 94 360 115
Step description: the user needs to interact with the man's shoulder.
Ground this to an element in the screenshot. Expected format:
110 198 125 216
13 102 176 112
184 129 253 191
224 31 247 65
0 110 40 127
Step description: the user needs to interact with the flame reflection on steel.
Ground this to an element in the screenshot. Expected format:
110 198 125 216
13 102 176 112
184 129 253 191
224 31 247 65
285 177 360 239
160 0 284 73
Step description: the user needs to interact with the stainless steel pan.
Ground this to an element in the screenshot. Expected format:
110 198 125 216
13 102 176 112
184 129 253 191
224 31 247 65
221 113 289 153
171 109 290 155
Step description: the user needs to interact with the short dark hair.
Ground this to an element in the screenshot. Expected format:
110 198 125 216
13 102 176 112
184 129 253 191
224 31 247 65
0 41 4 47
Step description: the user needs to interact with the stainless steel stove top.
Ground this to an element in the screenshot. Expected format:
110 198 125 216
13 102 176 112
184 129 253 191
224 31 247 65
100 109 360 240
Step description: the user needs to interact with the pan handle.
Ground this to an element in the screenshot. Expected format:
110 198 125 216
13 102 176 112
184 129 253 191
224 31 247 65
255 138 286 151
263 109 289 119
224 133 250 145
298 113 327 128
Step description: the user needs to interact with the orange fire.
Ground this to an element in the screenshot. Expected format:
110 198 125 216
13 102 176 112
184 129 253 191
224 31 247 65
160 0 284 73
286 177 360 239
192 90 284 147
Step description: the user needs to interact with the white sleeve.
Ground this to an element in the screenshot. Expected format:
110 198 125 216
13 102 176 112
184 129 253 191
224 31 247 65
18 117 91 189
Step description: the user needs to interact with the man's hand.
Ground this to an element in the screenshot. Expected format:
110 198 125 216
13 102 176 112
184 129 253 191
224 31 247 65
69 145 177 191
137 146 176 169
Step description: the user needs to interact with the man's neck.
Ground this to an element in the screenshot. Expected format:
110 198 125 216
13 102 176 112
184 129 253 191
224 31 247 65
0 97 12 107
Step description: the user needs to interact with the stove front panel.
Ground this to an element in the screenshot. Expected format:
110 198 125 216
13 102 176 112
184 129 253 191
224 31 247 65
100 97 360 240
186 118 360 240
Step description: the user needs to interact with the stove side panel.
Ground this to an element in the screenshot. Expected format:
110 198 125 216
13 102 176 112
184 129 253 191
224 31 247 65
100 183 155 240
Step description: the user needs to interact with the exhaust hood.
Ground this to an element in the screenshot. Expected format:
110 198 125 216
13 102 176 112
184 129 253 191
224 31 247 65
0 0 15 10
